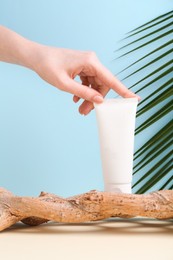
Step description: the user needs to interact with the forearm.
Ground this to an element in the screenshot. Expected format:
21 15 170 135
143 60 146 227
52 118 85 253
0 25 39 70
0 26 139 115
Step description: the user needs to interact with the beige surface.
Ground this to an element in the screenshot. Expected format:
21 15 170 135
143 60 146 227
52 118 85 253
0 218 172 260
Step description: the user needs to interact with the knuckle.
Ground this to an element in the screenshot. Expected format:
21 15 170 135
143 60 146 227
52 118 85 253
56 73 69 91
81 87 89 99
56 79 64 90
85 51 97 63
81 87 93 101
57 84 64 91
89 51 96 57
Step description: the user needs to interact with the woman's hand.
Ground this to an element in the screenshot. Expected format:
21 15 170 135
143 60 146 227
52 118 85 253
0 26 140 115
33 46 140 115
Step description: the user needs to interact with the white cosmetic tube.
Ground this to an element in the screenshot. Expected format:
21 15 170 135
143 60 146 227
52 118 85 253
95 98 138 194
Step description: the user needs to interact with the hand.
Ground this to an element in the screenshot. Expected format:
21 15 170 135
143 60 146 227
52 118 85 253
32 46 140 115
0 26 140 115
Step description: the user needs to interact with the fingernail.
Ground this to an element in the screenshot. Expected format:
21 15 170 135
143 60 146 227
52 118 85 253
137 95 141 101
133 94 141 101
82 110 90 116
93 95 103 103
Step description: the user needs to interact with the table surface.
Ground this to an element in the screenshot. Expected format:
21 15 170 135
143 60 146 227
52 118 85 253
0 218 173 260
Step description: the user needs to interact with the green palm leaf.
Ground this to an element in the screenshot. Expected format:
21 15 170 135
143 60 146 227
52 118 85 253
137 87 172 116
127 11 173 33
125 13 173 38
122 49 172 80
120 22 172 49
116 29 172 56
116 40 172 73
132 153 172 189
117 10 173 193
160 175 173 190
135 101 172 134
134 121 172 159
138 79 172 106
133 139 172 173
129 62 172 89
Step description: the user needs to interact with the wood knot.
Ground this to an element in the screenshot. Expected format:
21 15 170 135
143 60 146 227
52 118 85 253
84 192 104 203
69 199 80 206
39 191 48 197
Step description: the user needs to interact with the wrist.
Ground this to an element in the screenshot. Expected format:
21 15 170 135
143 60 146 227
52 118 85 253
17 39 43 71
0 26 43 71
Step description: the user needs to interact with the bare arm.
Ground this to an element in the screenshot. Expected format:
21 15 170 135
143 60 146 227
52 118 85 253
0 25 39 68
0 26 140 115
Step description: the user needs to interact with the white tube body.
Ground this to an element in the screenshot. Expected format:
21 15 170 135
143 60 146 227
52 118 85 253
95 98 138 194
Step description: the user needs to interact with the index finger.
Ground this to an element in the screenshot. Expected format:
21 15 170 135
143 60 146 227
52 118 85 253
94 62 140 100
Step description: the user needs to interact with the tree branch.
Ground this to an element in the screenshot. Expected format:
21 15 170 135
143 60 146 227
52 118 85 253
0 188 172 232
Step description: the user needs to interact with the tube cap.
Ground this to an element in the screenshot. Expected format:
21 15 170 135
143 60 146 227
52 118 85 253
104 183 132 194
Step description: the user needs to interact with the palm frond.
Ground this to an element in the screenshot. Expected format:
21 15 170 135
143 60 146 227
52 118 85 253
134 121 172 159
137 79 172 106
116 40 172 73
117 10 173 193
122 49 172 80
125 13 173 38
121 22 172 48
132 67 172 93
126 60 172 86
127 11 173 33
117 29 172 55
137 87 172 116
132 153 172 189
135 101 172 134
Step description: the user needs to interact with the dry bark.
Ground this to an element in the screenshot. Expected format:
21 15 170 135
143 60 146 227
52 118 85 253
0 187 173 232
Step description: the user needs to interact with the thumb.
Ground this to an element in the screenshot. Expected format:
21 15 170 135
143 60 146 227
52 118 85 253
64 78 104 104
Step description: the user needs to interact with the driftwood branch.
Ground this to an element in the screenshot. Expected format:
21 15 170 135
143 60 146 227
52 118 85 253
0 187 173 232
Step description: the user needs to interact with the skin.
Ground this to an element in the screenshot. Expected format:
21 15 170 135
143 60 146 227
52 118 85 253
0 26 140 115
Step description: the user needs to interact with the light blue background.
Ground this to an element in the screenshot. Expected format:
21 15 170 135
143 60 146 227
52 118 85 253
0 0 172 196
